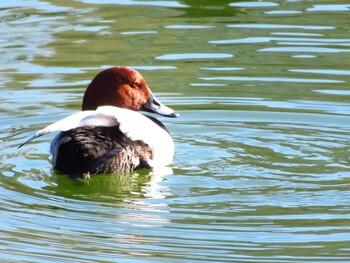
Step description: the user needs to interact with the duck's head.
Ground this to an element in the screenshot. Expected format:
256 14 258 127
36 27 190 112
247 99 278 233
82 66 179 118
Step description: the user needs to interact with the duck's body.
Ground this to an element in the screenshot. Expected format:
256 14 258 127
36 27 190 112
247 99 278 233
48 106 174 177
20 67 179 178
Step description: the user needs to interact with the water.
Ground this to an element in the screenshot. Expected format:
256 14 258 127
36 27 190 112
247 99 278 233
1 0 350 262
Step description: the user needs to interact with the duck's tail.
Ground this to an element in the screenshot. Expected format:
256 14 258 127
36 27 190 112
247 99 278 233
18 135 39 148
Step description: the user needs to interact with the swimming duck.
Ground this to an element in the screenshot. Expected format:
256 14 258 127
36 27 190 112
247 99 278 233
20 66 179 178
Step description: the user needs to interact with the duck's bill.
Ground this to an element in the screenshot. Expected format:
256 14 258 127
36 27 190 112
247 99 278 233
142 94 179 118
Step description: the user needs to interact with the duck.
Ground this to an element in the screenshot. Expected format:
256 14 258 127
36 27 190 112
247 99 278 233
19 66 179 179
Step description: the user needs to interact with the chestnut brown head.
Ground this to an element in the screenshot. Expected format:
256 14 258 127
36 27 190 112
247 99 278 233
82 66 178 118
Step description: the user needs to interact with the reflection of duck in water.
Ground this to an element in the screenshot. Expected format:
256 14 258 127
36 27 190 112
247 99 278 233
20 67 179 179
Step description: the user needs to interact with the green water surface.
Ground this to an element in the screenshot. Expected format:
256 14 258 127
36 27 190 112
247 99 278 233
0 0 349 262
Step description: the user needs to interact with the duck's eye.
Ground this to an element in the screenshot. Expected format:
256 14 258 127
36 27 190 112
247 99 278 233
131 81 140 89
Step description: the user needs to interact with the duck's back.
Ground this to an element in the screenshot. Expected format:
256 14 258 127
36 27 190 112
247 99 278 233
52 125 152 178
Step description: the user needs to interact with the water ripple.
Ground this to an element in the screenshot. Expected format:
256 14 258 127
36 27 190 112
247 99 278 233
155 53 234 60
226 24 334 30
229 2 279 8
307 4 350 12
259 47 350 53
200 76 343 83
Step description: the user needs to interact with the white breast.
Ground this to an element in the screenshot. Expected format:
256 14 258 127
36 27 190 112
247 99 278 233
96 106 174 167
